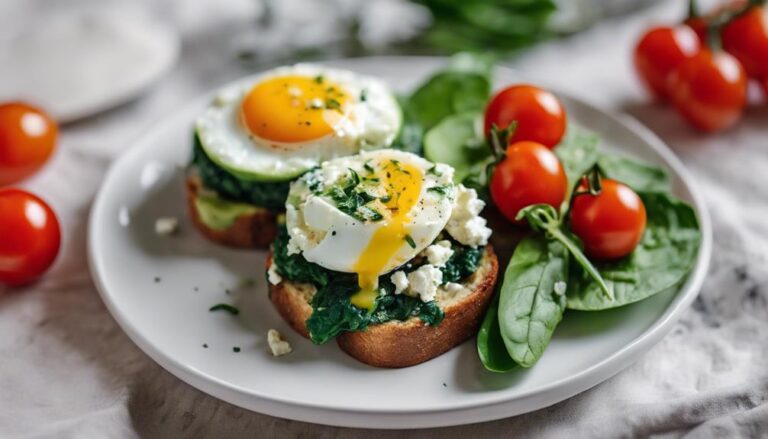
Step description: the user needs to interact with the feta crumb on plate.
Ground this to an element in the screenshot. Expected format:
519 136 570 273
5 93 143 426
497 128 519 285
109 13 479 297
154 217 179 235
267 329 292 357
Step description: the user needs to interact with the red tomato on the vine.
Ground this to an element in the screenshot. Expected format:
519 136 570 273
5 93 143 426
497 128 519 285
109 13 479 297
490 141 567 224
0 188 61 286
484 85 566 148
722 6 768 80
0 102 58 186
634 26 701 99
667 49 747 132
570 179 646 260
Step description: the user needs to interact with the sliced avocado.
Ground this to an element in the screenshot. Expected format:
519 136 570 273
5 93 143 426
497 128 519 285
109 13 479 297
195 127 307 182
194 195 259 230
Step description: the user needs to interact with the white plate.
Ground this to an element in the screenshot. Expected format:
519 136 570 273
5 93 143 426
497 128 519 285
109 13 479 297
88 56 712 429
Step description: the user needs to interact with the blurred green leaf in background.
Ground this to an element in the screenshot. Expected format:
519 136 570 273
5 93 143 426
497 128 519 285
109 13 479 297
413 0 557 54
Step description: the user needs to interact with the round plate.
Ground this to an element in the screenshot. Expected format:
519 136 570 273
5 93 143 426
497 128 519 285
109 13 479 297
88 56 712 429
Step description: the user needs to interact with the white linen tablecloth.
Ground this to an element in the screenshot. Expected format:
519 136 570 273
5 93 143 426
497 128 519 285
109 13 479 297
2 1 768 437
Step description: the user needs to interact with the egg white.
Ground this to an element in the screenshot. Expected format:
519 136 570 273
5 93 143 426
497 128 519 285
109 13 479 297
195 64 402 181
286 149 456 275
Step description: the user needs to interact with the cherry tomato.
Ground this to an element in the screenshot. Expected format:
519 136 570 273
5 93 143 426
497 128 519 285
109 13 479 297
634 26 701 99
570 179 646 260
685 17 709 45
667 49 747 132
685 0 747 44
0 102 58 186
484 85 566 148
490 141 567 224
763 76 768 98
722 6 768 80
0 188 61 286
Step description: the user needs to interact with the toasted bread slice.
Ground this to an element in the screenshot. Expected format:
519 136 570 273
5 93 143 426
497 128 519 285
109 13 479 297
267 245 498 368
185 172 277 249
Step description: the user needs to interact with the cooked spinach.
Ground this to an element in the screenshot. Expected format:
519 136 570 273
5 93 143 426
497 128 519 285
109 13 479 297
191 135 289 211
272 226 331 287
498 234 568 368
441 243 484 284
273 226 482 344
566 192 701 310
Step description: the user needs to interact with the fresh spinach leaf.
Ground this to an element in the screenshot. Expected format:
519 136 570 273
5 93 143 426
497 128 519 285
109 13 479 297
391 96 424 155
423 112 490 183
498 234 569 368
566 192 701 310
554 126 601 190
597 153 672 193
407 71 490 130
477 292 517 373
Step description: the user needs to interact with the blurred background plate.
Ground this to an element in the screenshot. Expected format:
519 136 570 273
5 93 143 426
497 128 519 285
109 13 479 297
88 56 711 429
0 6 179 123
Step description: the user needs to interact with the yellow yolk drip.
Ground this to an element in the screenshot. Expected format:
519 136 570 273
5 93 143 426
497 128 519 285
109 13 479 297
350 159 423 310
240 75 348 144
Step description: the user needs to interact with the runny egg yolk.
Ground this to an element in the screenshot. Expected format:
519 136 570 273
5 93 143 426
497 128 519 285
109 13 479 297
240 75 348 144
350 159 423 310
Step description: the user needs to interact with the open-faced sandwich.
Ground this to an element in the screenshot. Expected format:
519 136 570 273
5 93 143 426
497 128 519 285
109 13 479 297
266 149 498 367
187 65 402 248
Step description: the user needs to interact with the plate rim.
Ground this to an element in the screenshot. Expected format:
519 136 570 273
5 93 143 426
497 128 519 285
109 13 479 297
88 55 713 428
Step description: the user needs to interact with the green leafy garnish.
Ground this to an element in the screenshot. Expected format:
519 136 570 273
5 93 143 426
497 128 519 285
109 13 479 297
405 234 417 249
208 303 240 315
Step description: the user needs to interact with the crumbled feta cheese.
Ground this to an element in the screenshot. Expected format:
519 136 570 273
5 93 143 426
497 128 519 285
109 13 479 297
287 86 302 97
267 329 292 357
154 217 179 236
286 205 308 255
554 281 567 296
407 264 443 302
391 270 409 295
424 240 454 267
444 282 467 296
309 98 324 109
446 185 492 247
267 263 282 285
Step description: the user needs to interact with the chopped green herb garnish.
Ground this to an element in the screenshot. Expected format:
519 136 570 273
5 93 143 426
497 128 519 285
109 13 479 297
427 165 442 177
233 346 241 353
359 206 384 222
326 98 342 111
209 303 240 315
428 186 449 196
314 75 324 84
405 234 417 249
363 161 374 173
360 89 368 101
